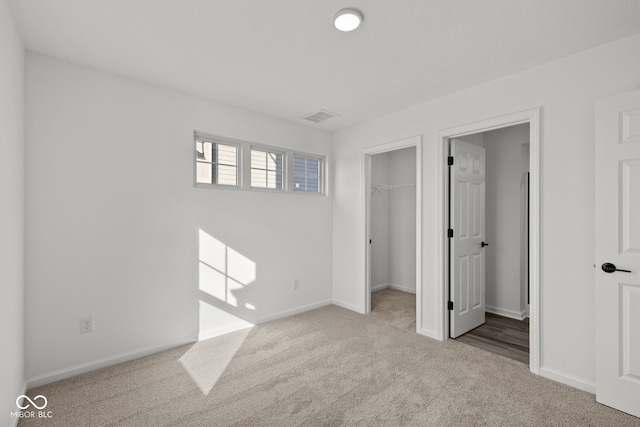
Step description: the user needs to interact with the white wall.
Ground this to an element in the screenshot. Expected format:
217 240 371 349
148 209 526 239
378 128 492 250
520 145 530 317
371 153 390 289
388 147 416 292
456 133 484 147
370 147 416 293
483 124 529 319
24 53 333 385
0 0 24 424
332 33 640 391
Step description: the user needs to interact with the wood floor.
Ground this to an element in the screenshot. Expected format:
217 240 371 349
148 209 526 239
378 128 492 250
455 312 530 364
371 289 529 364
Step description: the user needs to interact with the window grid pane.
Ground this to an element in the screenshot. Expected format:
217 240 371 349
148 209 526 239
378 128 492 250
251 149 283 189
294 156 320 192
195 135 324 194
195 140 238 186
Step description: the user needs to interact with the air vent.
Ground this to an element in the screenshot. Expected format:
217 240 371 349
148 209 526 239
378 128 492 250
301 109 340 124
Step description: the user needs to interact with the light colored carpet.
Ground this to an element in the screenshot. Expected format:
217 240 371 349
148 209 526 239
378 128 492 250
369 288 416 332
20 305 639 427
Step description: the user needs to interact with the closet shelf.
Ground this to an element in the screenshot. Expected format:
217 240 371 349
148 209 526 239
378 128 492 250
371 183 416 195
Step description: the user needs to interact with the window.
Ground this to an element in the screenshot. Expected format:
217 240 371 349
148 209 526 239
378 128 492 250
195 136 239 186
250 148 284 190
194 132 325 195
294 155 321 193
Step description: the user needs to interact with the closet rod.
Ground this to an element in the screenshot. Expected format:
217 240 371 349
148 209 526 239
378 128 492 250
371 183 416 195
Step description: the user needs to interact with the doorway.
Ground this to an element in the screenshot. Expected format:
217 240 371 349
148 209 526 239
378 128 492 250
363 136 422 333
439 109 540 374
449 124 531 364
369 147 417 330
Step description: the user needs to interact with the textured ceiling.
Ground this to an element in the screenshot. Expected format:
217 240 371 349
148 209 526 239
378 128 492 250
9 0 640 131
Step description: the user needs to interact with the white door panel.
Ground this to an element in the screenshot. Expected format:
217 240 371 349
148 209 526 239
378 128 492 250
595 89 640 417
450 139 486 338
621 159 640 254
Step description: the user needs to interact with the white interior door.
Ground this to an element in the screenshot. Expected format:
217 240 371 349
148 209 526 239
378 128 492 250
450 139 486 338
595 89 640 417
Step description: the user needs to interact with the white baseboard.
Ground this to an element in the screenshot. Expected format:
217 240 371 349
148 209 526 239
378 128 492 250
26 300 335 389
539 367 596 394
485 305 526 320
25 300 344 390
332 299 364 314
199 300 334 339
371 283 390 292
388 283 416 294
198 322 254 342
419 327 442 341
255 299 333 324
10 382 28 427
26 334 197 389
372 283 416 294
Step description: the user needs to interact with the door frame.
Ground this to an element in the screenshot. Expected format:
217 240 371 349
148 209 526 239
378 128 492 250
437 108 541 374
363 136 422 333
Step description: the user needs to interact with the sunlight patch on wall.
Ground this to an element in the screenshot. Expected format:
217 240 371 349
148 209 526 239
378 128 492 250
198 229 256 308
197 229 257 342
198 300 253 341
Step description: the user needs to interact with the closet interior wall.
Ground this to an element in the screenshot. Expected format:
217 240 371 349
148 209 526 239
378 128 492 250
458 124 530 319
371 147 417 294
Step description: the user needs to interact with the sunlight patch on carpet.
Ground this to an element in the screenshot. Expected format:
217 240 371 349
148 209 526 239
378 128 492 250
178 326 253 395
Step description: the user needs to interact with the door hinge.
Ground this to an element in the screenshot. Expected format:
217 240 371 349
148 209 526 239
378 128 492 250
448 301 454 311
448 229 453 238
448 156 454 166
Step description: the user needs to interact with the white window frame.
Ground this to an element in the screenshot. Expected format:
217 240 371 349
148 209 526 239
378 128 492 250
194 132 242 188
193 131 326 195
291 153 324 194
249 145 286 192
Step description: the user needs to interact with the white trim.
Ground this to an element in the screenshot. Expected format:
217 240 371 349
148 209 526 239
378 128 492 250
193 131 327 195
539 367 596 394
255 299 332 324
249 145 286 191
332 299 365 314
371 283 391 292
437 108 541 376
292 152 325 195
10 382 27 427
362 135 423 336
198 323 254 342
419 328 440 340
26 334 198 389
371 283 417 294
415 140 423 335
485 305 526 321
25 299 334 389
194 131 242 189
363 153 372 314
389 283 417 294
199 300 334 340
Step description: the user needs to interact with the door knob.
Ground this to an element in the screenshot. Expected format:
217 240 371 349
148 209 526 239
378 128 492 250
481 241 489 248
601 263 632 273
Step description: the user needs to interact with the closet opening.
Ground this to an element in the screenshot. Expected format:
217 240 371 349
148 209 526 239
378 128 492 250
446 122 532 365
363 136 422 334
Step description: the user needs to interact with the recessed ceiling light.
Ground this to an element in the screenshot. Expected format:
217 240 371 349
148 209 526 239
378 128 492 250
334 8 363 32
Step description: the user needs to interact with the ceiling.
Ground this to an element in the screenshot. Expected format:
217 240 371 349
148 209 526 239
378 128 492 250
9 0 640 131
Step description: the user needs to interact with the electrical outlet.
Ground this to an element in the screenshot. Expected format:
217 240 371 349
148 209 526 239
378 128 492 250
293 279 299 290
80 316 94 333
